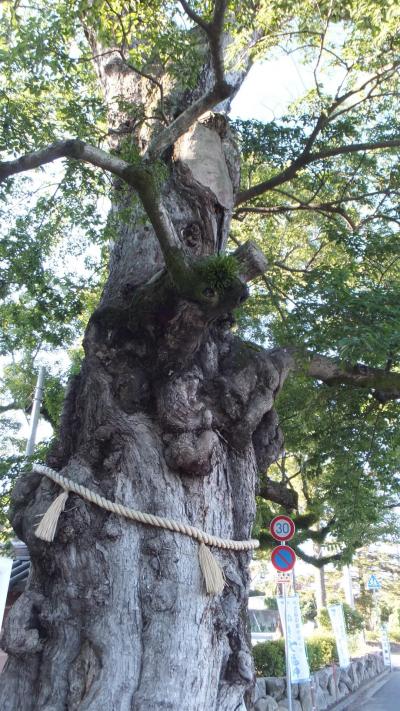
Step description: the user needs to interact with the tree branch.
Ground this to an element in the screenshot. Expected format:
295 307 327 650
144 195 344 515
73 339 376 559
292 544 346 568
281 349 400 401
234 202 356 230
258 478 298 510
0 402 18 414
0 139 183 271
148 0 232 159
178 0 209 31
236 137 400 206
310 138 400 162
146 83 232 159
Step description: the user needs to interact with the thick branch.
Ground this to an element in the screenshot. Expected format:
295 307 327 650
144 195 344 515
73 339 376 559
269 347 400 401
236 137 400 205
292 544 346 568
0 139 183 270
305 354 400 399
232 240 268 282
147 83 232 159
0 139 143 186
148 0 231 159
258 479 298 510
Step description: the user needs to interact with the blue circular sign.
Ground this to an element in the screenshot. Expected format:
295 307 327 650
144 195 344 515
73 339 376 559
271 545 296 572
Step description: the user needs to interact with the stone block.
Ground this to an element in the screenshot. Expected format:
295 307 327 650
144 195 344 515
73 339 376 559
277 700 302 711
327 675 339 700
265 677 286 702
338 670 354 691
338 682 349 697
348 662 359 689
255 678 267 701
298 682 313 711
255 696 279 711
316 668 330 690
325 691 337 708
315 686 328 710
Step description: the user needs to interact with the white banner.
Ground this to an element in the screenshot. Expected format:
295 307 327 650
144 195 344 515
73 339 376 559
328 603 350 668
380 624 391 668
0 558 13 631
277 594 310 683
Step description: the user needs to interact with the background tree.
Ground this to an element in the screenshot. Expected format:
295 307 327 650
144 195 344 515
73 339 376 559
0 1 399 709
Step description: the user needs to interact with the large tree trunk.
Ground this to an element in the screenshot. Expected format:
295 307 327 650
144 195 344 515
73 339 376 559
0 30 288 711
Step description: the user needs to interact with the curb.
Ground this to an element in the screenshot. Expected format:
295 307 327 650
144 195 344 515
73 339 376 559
329 669 391 710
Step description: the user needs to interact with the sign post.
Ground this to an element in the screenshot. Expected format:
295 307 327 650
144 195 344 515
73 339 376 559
367 575 381 630
284 586 292 711
270 517 297 711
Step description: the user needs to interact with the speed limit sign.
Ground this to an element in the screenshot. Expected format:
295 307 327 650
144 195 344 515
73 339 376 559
270 515 295 542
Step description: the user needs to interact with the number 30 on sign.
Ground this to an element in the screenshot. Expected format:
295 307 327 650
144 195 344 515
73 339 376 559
269 515 295 542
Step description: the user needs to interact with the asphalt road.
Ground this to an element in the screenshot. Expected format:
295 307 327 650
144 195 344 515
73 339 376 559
346 646 400 711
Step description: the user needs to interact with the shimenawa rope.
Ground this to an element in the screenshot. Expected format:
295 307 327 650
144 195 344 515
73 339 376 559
33 463 259 595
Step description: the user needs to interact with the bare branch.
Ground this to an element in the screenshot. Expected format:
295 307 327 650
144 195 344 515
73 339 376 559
0 139 138 184
234 201 356 230
292 544 346 568
310 137 400 162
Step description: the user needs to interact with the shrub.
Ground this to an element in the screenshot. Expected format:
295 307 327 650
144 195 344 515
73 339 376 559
253 639 285 677
389 626 400 643
252 634 338 677
306 634 338 671
365 629 380 643
318 603 364 634
379 602 392 623
300 592 317 623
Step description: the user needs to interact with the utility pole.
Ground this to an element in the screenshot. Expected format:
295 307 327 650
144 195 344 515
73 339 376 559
25 366 45 457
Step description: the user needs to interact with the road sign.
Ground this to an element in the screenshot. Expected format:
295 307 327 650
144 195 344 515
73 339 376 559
271 545 296 572
277 571 292 584
270 515 295 542
367 574 381 591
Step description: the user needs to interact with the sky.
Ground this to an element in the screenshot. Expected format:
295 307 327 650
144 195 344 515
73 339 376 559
231 54 315 121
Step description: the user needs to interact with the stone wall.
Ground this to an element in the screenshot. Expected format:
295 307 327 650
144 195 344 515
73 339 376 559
254 651 385 711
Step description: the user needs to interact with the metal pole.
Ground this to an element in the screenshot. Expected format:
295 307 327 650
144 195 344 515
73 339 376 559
25 366 45 456
284 579 293 711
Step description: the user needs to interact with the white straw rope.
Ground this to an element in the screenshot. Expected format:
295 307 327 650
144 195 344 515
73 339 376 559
33 464 260 552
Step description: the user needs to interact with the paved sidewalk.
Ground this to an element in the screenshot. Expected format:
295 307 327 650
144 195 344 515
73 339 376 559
346 645 400 711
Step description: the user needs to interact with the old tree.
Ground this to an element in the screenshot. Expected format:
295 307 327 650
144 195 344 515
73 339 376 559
1 1 400 709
